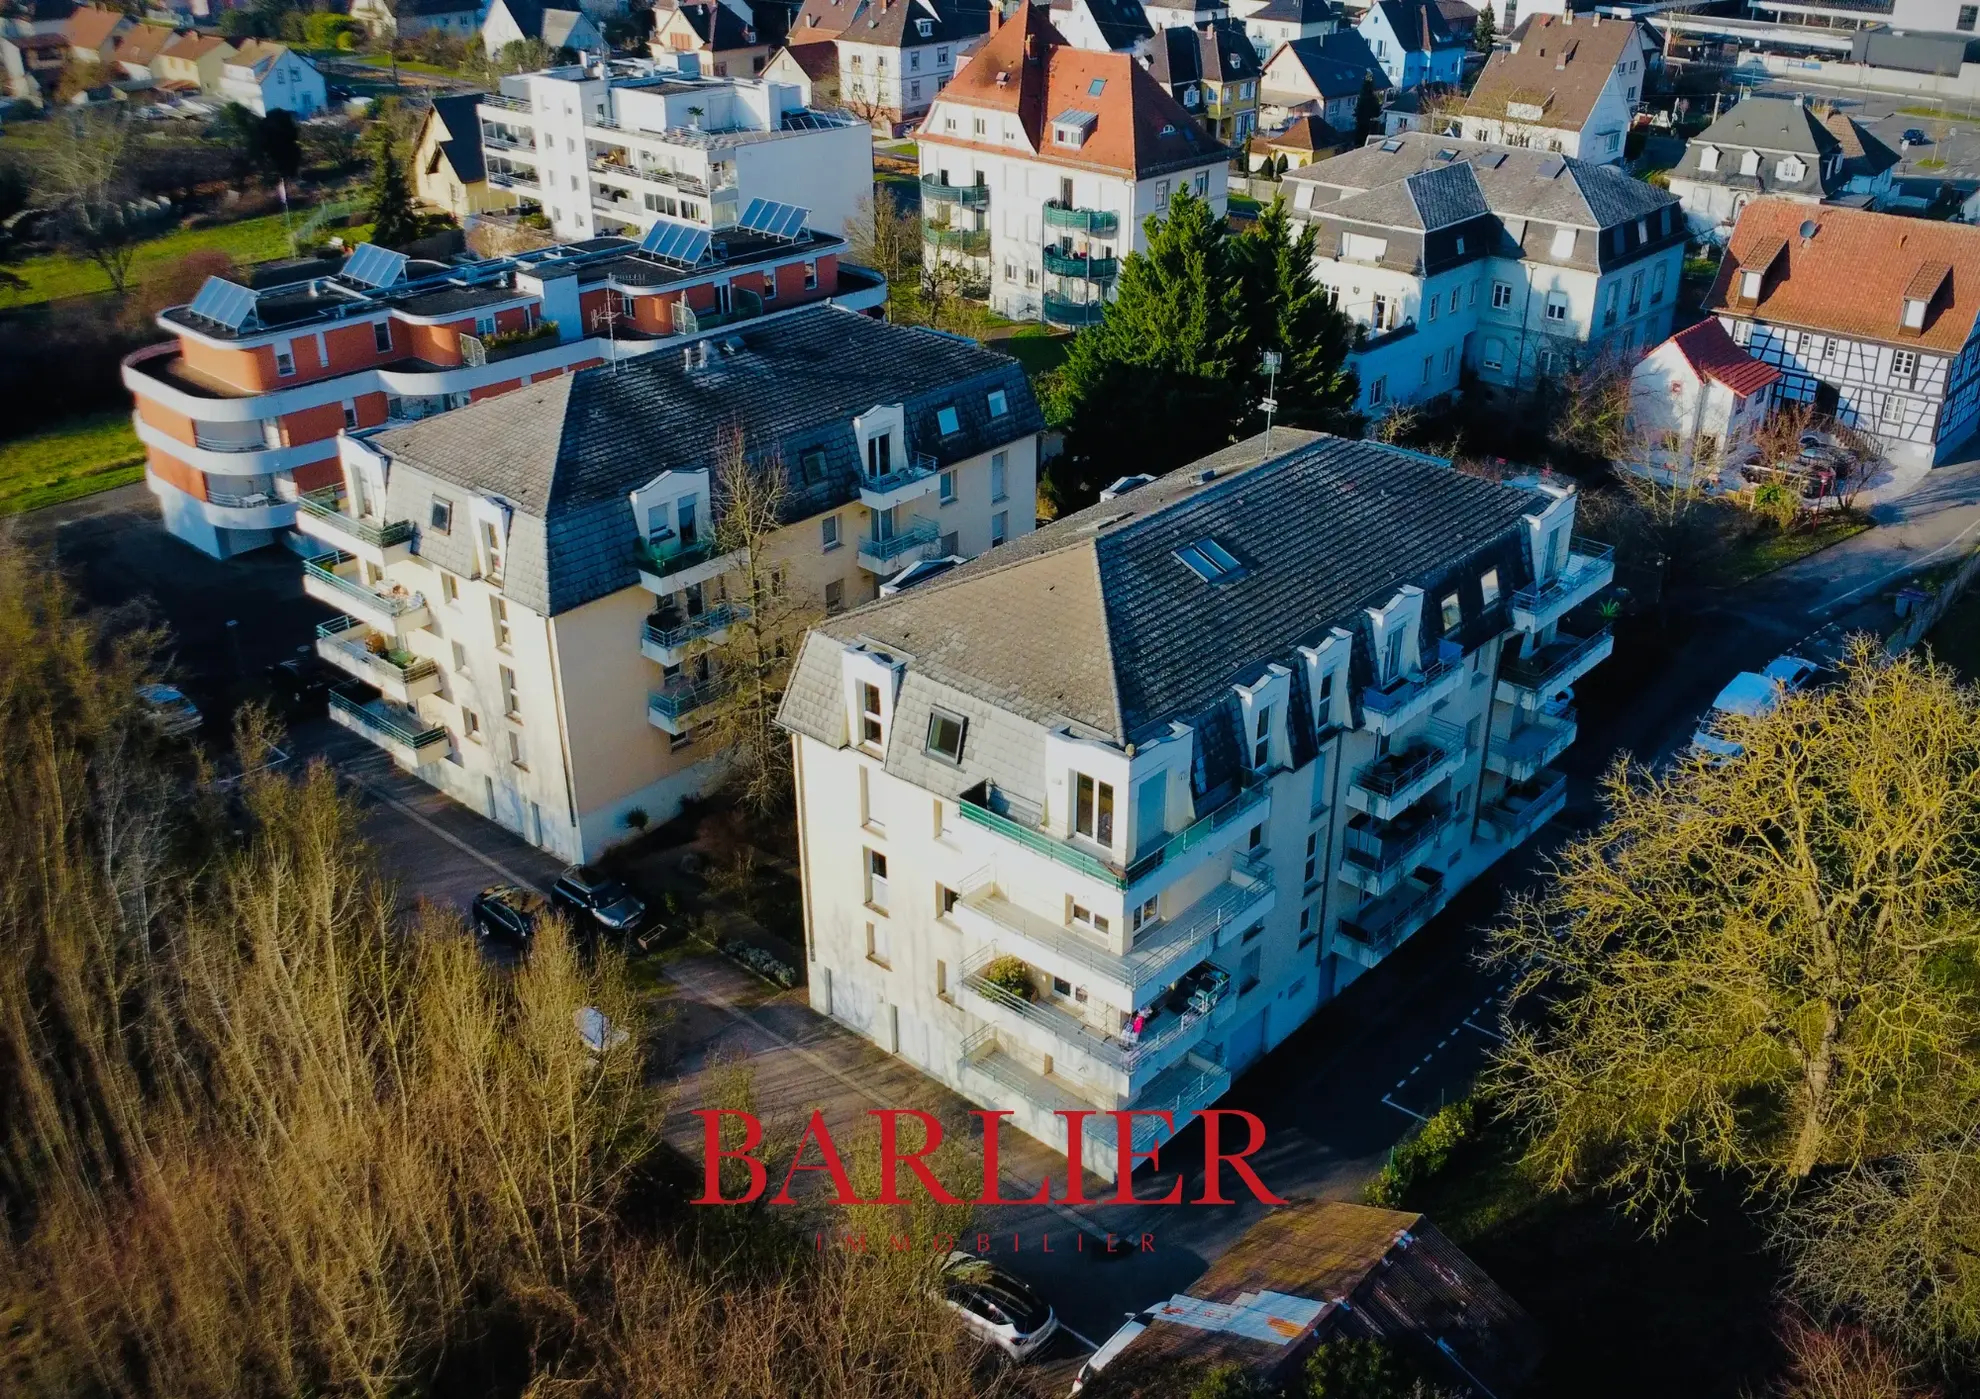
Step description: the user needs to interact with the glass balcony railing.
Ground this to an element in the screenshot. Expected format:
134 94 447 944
303 553 425 616
648 674 727 722
1042 247 1118 280
1512 539 1615 616
924 223 991 255
1361 639 1462 721
317 616 437 685
1042 293 1106 328
1339 869 1446 951
643 600 749 650
673 287 764 335
328 684 446 749
634 535 719 581
1480 769 1567 845
1500 625 1613 697
921 174 990 208
1043 202 1120 236
1350 719 1465 800
298 488 414 549
857 517 940 565
1340 806 1449 879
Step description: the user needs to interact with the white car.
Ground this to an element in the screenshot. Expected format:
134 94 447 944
939 1252 1059 1362
1688 655 1818 764
135 683 202 738
1070 1310 1154 1394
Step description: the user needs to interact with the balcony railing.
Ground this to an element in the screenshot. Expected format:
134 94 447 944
1361 639 1462 724
303 553 426 616
1512 539 1615 616
673 287 764 335
958 948 1221 1074
1480 769 1567 845
635 536 719 582
924 224 991 255
487 170 538 190
1087 1057 1233 1159
298 488 415 549
1043 202 1120 236
648 674 727 722
1487 710 1578 781
480 93 532 113
327 684 446 749
1350 719 1465 799
644 600 750 650
1042 247 1119 280
1339 869 1446 951
1042 293 1106 328
1340 806 1449 879
859 454 940 504
317 616 438 686
957 1028 1097 1117
482 129 532 150
921 174 990 207
192 430 269 453
857 517 940 565
205 489 280 510
1500 624 1613 698
588 155 639 176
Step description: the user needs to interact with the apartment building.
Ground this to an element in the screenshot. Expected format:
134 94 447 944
1282 133 1684 413
476 55 872 242
1705 198 1980 466
1666 95 1897 241
303 307 1042 858
1459 13 1653 166
123 224 885 558
916 3 1228 326
832 0 989 136
1148 20 1261 145
777 430 1612 1175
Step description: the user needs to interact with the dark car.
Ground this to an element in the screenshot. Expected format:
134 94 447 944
1740 460 1835 500
264 653 337 717
1904 127 1930 145
550 866 651 943
471 885 548 948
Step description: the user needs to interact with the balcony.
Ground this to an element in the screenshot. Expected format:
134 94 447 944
1486 710 1578 782
1087 1055 1233 1162
856 517 940 574
327 683 448 768
1337 805 1450 897
1043 202 1120 236
673 287 764 335
1042 293 1106 328
857 455 941 511
295 487 414 566
646 674 726 734
1333 869 1446 970
1512 539 1615 633
924 223 991 256
1042 247 1119 281
482 129 532 151
315 616 441 704
1346 719 1467 820
633 535 733 594
480 93 532 113
955 1029 1103 1139
1496 625 1614 710
302 553 429 636
591 195 640 225
1479 769 1567 847
486 170 539 191
1360 639 1463 736
921 174 990 208
640 600 749 665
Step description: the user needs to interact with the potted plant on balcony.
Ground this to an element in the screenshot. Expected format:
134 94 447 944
983 955 1034 1002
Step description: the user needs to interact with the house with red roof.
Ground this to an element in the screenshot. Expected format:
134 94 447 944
916 1 1228 325
1629 317 1782 475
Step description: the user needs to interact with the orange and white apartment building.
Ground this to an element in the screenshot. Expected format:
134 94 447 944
123 220 886 558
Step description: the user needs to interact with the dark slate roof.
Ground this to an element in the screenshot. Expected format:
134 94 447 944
674 0 758 49
1372 0 1461 52
368 307 1042 616
1405 158 1487 227
1149 19 1259 87
1669 95 1898 198
1051 0 1153 51
842 0 990 48
799 431 1544 743
1245 0 1334 22
1268 30 1387 101
427 93 486 184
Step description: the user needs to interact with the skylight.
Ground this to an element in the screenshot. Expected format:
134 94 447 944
936 405 961 435
1089 77 1107 95
1175 538 1244 583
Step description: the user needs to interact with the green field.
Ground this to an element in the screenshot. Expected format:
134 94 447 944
2 212 377 308
0 413 145 516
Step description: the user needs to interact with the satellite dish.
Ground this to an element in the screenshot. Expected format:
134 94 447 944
1799 219 1818 239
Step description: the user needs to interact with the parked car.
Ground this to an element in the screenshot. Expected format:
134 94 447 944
264 653 336 718
1689 655 1820 764
1071 1310 1156 1394
940 1252 1059 1362
471 885 548 948
1741 459 1835 500
550 866 651 942
136 683 202 737
1904 127 1930 146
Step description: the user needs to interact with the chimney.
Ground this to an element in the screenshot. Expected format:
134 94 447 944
989 2 1001 34
1025 29 1037 59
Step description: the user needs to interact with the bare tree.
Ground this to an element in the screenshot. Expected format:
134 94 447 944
1759 1313 1944 1399
846 188 922 311
35 108 153 299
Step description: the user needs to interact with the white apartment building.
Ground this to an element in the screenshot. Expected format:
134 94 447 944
476 54 872 242
301 307 1043 859
1706 198 1980 466
916 4 1228 326
778 431 1614 1176
1283 134 1685 413
830 0 988 136
1459 13 1653 167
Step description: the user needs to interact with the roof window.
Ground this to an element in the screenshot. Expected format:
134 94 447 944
1089 76 1107 95
987 387 1009 417
936 405 961 434
1175 538 1244 583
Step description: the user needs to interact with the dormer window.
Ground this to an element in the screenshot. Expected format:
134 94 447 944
1740 269 1763 300
1549 226 1575 258
917 16 932 35
1251 705 1272 769
1073 772 1114 844
479 519 503 580
1698 145 1719 172
1778 156 1805 182
1739 150 1760 176
1904 297 1928 329
858 682 883 746
1053 110 1097 147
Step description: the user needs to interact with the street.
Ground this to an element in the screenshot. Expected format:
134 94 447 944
21 460 1980 1387
1737 76 1980 191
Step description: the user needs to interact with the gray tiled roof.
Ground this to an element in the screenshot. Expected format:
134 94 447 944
368 306 1041 616
785 431 1546 749
1669 95 1897 197
1405 160 1488 229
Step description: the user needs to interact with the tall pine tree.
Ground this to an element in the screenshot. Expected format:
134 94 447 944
362 128 420 250
1235 197 1359 436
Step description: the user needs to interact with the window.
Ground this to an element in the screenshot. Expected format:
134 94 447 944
343 402 359 431
500 664 520 718
1961 3 1977 27
1248 822 1264 853
1884 392 1906 427
1549 226 1575 258
1298 905 1317 949
450 641 468 676
1370 293 1389 330
865 919 891 967
865 849 889 913
1740 150 1760 176
462 706 481 742
1651 261 1667 305
1426 292 1438 322
507 730 527 770
1440 592 1462 630
1545 291 1568 322
440 571 459 605
1252 705 1272 769
803 259 818 290
1310 751 1330 814
1482 338 1505 372
490 597 511 651
1238 947 1261 995
991 510 1007 545
275 345 295 377
939 470 956 504
1315 669 1335 726
925 707 965 763
989 451 1007 502
1423 354 1434 386
479 520 503 580
429 497 453 534
373 321 392 353
1073 772 1114 845
1368 375 1386 408
822 515 840 551
800 447 827 484
1089 76 1106 95
938 44 949 61
1893 349 1918 383
1304 831 1319 887
937 883 960 920
1070 903 1109 935
858 681 883 746
936 405 960 435
762 269 777 300
1130 895 1159 933
825 579 844 613
1481 567 1501 607
1491 281 1513 310
475 313 497 337
1698 144 1719 173
987 388 1008 418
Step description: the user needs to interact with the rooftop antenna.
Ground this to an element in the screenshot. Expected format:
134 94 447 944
1260 349 1282 451
589 294 625 372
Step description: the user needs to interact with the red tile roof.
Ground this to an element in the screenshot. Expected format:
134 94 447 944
1704 197 1980 355
1666 318 1780 398
63 4 128 50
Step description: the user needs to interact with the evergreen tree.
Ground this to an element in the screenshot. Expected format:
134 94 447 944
1235 197 1359 436
1474 4 1496 52
362 128 420 249
1354 72 1383 147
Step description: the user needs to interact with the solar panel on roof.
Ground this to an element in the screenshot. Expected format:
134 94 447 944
342 242 409 288
736 198 809 242
638 218 712 265
187 275 259 331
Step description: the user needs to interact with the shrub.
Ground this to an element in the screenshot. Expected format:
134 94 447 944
623 806 650 831
1363 1098 1473 1208
483 319 558 352
717 937 799 988
982 955 1033 1001
1751 480 1802 532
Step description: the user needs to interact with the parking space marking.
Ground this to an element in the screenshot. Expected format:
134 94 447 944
1382 1094 1430 1123
1462 1018 1505 1042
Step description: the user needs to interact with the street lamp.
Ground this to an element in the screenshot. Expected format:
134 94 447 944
1261 350 1282 451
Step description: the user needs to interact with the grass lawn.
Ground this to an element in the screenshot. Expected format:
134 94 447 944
1917 157 1950 170
995 327 1072 378
1714 511 1871 584
0 413 145 516
2 213 377 308
1227 193 1262 218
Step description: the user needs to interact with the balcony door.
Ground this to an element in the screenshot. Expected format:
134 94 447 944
865 431 894 481
1134 774 1167 858
869 504 895 542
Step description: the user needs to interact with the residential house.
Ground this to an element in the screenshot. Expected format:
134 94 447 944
151 30 233 92
1227 0 1335 61
481 0 607 58
1257 30 1386 130
916 3 1228 325
832 0 989 137
2 0 80 39
1378 81 1463 137
1143 0 1229 31
1357 0 1463 89
414 93 505 219
1075 1202 1541 1391
1148 19 1261 144
777 429 1612 1174
1477 0 1559 30
1460 13 1653 166
1049 0 1154 58
62 3 125 63
120 226 886 557
761 36 841 103
109 21 176 81
474 54 872 242
349 0 483 40
220 41 324 116
1435 0 1476 44
1704 198 1980 466
1628 317 1782 475
651 0 770 76
308 306 1040 860
1283 132 1685 412
1666 94 1898 241
1 29 66 100
1254 111 1346 168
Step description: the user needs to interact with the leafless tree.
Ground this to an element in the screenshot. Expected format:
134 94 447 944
34 108 154 299
846 188 922 310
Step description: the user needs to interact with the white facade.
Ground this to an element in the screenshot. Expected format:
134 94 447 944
1051 0 1155 56
838 32 963 128
1670 147 1895 241
1228 0 1337 59
477 59 873 242
1627 334 1776 474
219 46 325 117
1462 19 1650 165
481 0 607 58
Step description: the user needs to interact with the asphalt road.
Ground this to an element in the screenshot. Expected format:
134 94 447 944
1739 77 1980 189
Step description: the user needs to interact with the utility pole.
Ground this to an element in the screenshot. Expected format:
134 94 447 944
1260 350 1281 452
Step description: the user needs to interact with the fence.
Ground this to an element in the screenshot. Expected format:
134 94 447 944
1885 545 1980 656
